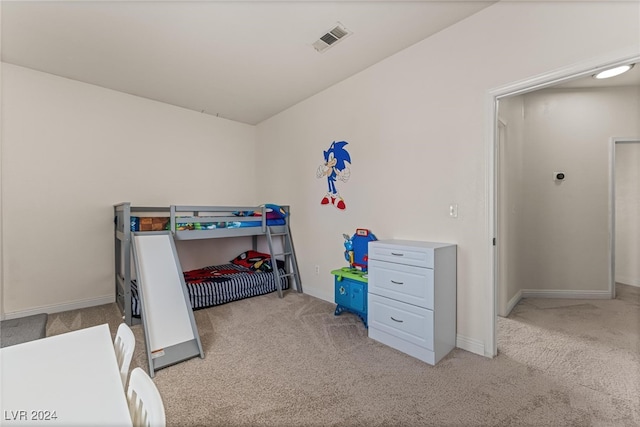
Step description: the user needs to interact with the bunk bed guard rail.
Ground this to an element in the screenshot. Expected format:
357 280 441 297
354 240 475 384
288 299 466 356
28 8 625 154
170 205 279 240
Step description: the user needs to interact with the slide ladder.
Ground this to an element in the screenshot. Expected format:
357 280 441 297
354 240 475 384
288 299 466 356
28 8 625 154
131 231 204 377
266 223 302 298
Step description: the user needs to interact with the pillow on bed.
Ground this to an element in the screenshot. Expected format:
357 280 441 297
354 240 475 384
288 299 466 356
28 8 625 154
263 204 288 220
231 250 271 270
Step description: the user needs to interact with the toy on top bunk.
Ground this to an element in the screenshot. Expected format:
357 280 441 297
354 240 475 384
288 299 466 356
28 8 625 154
128 215 225 232
176 222 237 231
342 228 377 273
130 216 170 232
232 204 288 220
178 204 288 231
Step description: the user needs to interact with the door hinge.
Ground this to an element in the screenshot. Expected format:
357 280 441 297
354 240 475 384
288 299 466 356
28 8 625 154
493 238 496 246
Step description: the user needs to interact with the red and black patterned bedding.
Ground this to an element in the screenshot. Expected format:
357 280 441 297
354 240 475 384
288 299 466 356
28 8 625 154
131 262 289 317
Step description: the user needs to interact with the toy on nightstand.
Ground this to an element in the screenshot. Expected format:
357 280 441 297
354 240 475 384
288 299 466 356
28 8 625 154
333 228 378 327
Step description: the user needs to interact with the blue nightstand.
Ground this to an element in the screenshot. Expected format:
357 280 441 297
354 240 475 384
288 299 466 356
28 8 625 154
332 267 368 328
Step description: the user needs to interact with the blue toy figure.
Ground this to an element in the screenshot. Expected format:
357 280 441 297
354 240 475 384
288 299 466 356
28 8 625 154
343 234 354 267
343 228 377 272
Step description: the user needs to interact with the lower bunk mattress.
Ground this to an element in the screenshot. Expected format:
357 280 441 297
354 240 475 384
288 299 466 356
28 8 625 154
130 263 289 317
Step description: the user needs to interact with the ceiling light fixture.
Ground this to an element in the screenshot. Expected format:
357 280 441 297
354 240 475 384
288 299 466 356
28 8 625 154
593 64 634 79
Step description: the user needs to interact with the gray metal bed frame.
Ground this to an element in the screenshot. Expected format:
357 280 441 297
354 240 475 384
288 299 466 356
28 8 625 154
114 202 302 326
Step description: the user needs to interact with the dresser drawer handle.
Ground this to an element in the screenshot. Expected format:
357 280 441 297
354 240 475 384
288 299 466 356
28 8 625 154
390 316 404 323
391 252 404 256
390 280 404 285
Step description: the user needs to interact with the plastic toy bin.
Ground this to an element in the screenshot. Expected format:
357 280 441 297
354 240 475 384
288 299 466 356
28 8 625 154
332 267 368 328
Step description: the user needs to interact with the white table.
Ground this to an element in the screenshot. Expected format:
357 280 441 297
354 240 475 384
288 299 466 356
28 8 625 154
0 324 133 426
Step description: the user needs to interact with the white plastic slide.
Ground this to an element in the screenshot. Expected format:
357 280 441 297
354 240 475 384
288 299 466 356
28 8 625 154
132 232 204 376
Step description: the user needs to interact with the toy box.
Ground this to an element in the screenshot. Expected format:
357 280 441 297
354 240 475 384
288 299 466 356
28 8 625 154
332 267 368 328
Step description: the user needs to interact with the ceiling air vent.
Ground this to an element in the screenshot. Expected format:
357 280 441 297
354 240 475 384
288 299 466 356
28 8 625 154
312 23 352 53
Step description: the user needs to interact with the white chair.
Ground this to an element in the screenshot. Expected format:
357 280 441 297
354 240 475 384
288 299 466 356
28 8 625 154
114 323 135 387
127 367 166 427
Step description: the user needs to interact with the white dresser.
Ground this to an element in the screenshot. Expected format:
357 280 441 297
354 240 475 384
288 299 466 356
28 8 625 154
367 240 457 365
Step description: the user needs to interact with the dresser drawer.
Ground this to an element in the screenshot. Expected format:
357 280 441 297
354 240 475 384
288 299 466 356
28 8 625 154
368 260 434 309
368 294 434 351
368 241 434 268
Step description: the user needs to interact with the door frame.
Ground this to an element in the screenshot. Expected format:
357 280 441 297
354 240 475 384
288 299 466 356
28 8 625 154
610 137 640 299
486 52 640 357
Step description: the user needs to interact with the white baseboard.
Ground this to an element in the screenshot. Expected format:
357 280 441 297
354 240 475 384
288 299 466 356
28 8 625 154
520 289 611 299
456 334 485 357
303 287 333 304
2 295 115 320
616 276 640 287
503 290 523 317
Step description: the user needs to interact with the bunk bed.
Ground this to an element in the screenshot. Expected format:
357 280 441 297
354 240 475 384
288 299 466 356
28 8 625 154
114 203 302 325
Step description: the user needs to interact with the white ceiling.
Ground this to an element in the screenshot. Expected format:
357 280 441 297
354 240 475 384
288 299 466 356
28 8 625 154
3 1 637 125
1 0 496 125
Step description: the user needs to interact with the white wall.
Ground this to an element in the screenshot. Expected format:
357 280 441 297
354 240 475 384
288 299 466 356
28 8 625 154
497 87 639 313
0 6 4 317
616 141 640 286
520 86 640 293
255 1 640 355
1 64 257 316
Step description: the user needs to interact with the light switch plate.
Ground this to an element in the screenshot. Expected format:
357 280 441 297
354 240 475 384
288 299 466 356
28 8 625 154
449 204 458 218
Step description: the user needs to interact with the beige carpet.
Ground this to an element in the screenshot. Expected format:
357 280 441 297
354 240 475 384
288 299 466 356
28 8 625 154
46 284 640 426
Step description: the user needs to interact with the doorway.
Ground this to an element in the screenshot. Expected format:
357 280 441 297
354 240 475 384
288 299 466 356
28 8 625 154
488 55 640 356
611 138 640 298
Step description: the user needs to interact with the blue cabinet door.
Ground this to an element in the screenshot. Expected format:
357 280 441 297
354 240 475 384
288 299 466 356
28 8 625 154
350 282 365 312
333 273 368 328
335 280 351 307
335 278 367 313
